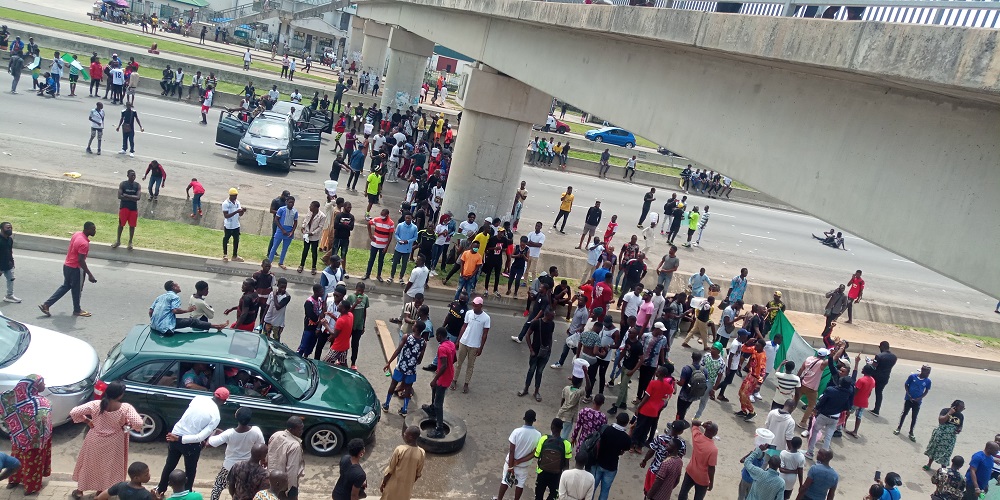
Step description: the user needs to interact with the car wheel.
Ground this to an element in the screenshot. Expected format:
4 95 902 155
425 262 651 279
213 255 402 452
557 126 568 134
304 424 345 457
283 159 292 172
625 142 635 148
594 136 603 143
129 412 164 442
404 408 467 454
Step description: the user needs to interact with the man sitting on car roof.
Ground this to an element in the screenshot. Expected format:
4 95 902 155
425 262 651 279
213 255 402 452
150 280 228 336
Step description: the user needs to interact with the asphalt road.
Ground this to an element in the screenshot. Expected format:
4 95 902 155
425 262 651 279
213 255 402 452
2 250 998 499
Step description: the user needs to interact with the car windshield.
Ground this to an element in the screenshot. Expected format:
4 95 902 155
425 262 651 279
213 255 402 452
247 121 289 141
260 341 315 399
0 317 31 369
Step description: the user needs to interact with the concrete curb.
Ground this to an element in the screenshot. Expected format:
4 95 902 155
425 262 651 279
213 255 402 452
795 333 1000 372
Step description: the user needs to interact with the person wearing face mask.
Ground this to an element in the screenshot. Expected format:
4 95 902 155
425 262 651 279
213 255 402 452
454 241 483 300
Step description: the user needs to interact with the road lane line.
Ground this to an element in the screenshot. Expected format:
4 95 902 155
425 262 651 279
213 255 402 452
893 258 915 264
142 132 183 140
144 112 196 123
739 232 776 240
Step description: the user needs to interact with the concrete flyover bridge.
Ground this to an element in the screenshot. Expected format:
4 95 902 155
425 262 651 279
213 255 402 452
354 0 1000 299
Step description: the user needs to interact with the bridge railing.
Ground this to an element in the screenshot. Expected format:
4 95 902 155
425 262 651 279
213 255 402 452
603 0 1000 28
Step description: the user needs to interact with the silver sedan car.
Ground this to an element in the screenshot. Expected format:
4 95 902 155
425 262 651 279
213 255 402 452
0 314 100 431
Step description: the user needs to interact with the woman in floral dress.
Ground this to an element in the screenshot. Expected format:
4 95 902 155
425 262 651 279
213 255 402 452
0 374 53 494
69 381 143 499
924 399 965 470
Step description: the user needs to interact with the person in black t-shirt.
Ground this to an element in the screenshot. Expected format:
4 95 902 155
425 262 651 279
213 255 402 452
870 341 898 416
114 169 142 250
519 308 555 400
424 294 468 371
608 327 644 415
594 412 632 490
331 439 366 500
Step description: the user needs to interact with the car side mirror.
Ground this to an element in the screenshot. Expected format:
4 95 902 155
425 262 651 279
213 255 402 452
268 392 284 404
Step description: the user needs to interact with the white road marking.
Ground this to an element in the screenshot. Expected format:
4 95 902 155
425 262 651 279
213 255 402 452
15 254 209 281
893 258 915 264
739 232 776 240
144 112 194 123
142 132 183 140
712 213 735 218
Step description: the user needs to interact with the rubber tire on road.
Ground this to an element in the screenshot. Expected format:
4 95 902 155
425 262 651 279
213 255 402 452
129 412 164 442
303 423 346 457
594 136 603 143
403 408 467 454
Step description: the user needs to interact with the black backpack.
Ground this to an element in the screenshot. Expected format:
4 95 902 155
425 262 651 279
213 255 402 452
687 365 709 399
579 424 608 467
536 435 568 473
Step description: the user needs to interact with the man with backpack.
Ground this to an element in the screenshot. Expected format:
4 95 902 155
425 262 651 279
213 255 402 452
676 351 709 421
589 412 632 500
533 418 572 500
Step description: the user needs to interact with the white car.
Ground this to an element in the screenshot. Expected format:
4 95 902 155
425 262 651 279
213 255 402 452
0 314 100 431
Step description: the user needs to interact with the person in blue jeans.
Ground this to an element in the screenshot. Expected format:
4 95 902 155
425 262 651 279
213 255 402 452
142 160 166 200
591 412 632 500
0 451 21 482
454 241 483 300
268 196 298 269
390 213 417 284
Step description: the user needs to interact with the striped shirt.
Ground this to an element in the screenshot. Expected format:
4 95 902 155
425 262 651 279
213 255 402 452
369 216 395 249
771 371 801 405
699 211 710 229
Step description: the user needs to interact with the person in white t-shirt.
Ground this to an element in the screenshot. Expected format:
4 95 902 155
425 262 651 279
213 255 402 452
200 85 214 124
525 221 546 279
221 188 246 262
452 297 491 393
206 407 265 500
764 399 797 451
779 436 805 496
495 410 542 500
715 329 748 402
289 89 302 104
395 255 429 323
262 278 291 341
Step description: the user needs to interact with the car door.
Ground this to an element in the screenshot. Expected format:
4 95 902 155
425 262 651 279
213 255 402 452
215 111 247 151
291 131 321 163
609 129 627 146
221 363 292 436
122 360 185 436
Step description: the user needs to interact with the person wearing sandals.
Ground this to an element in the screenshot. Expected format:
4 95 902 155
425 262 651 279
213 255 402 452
297 201 325 275
518 308 555 402
923 400 965 471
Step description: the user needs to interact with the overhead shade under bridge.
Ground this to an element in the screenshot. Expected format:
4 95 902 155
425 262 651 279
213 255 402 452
168 0 210 7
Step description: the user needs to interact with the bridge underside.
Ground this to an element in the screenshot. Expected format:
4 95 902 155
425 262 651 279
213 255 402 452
358 0 1000 297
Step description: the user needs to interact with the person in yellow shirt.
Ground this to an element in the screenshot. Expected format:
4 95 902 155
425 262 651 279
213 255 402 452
553 186 574 234
434 115 445 142
416 114 426 143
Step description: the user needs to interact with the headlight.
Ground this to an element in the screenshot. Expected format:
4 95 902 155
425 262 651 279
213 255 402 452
48 379 93 395
357 410 376 425
239 142 252 152
273 149 290 157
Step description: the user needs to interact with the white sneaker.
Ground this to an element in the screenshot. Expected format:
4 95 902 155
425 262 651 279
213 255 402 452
129 152 134 157
430 270 437 277
753 392 763 400
3 295 21 303
550 362 562 368
510 335 522 343
118 150 127 154
801 430 810 438
749 395 756 402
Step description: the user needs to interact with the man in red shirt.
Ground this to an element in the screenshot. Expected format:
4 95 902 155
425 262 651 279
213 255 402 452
677 420 719 499
324 301 354 366
845 269 865 323
631 365 674 452
39 222 97 317
364 208 395 281
591 274 614 323
424 328 456 438
845 354 876 438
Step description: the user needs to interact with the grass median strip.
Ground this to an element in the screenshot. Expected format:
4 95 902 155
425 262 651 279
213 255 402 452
0 7 336 87
0 197 372 273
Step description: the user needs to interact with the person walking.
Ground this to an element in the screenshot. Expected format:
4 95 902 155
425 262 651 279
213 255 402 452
0 222 19 304
268 197 299 270
267 417 305 500
553 187 574 234
532 418 572 500
38 222 97 318
69 381 144 499
638 188 656 227
804 376 854 460
576 201 603 251
222 188 247 263
206 408 265 500
681 206 700 247
894 364 932 441
86 102 105 154
379 426 425 500
297 201 325 275
111 170 145 250
155 388 229 494
142 160 166 201
591 412 632 500
116 102 143 157
243 49 252 71
845 270 865 323
451 297 490 394
676 420 718 500
924 400 965 471
0 375 53 495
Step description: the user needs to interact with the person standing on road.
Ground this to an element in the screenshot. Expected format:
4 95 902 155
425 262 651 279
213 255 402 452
222 188 246 263
845 270 865 323
116 102 143 157
576 200 603 250
533 418 572 500
795 449 838 500
923 400 965 471
364 208 395 281
0 375 51 495
155 388 229 494
38 222 97 318
656 246 680 292
8 50 23 94
869 341 897 417
201 85 214 125
86 102 105 154
68 380 144 499
553 187 574 234
963 441 999 500
692 205 710 246
267 197 299 270
895 364 932 441
519 308 555 401
424 328 457 438
389 213 418 284
638 188 656 228
494 410 542 500
0 222 18 304
676 420 718 500
804 376 855 460
297 201 325 275
343 282 370 369
379 426 425 499
205 408 265 500
451 296 491 394
329 202 355 277
266 417 305 500
453 241 483 301
242 49 252 71
111 170 143 250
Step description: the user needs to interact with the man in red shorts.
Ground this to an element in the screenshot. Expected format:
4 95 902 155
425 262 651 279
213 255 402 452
113 169 141 250
200 84 214 124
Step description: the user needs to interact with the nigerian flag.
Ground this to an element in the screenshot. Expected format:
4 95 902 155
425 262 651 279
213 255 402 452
768 310 833 397
62 53 90 81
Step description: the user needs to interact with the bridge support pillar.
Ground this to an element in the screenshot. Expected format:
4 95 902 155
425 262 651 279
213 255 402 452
347 20 363 63
440 65 550 220
360 20 390 78
380 28 434 111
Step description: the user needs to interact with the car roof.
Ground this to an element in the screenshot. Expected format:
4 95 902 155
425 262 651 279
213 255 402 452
268 101 302 120
122 325 267 365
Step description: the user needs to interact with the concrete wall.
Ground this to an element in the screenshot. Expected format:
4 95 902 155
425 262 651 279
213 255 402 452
356 0 1000 299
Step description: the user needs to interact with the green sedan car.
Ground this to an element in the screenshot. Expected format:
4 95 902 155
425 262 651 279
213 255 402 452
97 325 380 456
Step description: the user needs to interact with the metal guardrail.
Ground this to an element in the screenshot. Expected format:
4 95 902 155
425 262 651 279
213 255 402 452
608 0 1000 28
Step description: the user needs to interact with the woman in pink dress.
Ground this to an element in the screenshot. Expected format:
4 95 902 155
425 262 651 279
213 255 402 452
69 381 143 499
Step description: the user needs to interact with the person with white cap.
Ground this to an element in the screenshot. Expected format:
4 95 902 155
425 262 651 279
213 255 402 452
221 188 246 263
796 347 833 430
